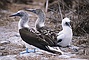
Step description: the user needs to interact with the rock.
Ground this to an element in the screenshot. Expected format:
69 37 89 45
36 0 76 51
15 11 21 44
0 46 5 50
0 40 10 45
69 45 79 52
78 49 84 55
41 57 48 60
7 36 25 47
59 52 76 59
2 52 9 56
0 52 3 56
14 33 20 37
0 55 17 60
58 55 71 58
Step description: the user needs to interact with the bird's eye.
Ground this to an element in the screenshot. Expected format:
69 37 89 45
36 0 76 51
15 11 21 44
33 10 36 13
17 13 23 16
18 13 21 15
65 22 70 27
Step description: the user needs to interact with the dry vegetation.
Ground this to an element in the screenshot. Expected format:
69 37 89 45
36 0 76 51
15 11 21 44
46 0 89 36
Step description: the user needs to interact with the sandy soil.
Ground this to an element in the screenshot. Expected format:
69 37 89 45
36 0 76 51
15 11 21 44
0 2 89 60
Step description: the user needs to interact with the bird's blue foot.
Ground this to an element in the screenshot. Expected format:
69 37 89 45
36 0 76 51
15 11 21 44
20 48 38 54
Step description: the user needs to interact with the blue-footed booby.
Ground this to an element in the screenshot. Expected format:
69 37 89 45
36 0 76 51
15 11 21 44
57 17 73 47
25 9 57 46
9 10 63 54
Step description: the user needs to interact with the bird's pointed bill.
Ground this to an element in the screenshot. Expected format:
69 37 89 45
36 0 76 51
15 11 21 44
9 12 22 17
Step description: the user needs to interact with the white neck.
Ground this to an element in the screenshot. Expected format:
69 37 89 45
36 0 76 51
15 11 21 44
63 26 72 35
18 15 29 29
35 13 45 29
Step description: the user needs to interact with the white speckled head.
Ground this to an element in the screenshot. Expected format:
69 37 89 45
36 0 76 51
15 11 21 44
10 10 30 29
10 10 29 17
25 9 45 29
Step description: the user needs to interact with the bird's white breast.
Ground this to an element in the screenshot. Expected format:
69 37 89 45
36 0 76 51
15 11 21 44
57 26 73 47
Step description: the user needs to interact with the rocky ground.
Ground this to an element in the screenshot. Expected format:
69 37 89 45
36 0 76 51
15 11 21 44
0 2 89 60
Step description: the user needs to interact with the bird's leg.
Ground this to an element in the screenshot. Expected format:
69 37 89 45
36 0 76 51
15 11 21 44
26 48 29 53
20 48 40 54
20 48 29 54
33 48 36 53
26 48 38 53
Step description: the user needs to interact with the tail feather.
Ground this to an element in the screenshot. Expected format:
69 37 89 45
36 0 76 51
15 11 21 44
46 46 63 55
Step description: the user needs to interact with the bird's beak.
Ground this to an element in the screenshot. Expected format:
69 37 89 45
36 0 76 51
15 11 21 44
66 22 71 28
25 9 36 13
9 13 20 17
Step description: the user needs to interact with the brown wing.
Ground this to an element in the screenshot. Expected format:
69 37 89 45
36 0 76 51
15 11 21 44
19 28 49 46
19 27 62 54
37 26 57 46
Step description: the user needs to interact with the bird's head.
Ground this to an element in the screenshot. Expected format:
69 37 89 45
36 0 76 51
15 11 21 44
25 9 43 15
62 17 71 27
9 10 28 17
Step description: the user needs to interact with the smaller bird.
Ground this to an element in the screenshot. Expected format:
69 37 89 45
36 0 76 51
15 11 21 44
57 17 73 47
9 10 63 55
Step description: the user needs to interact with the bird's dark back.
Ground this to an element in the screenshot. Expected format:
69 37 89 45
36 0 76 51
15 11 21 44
19 28 49 47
